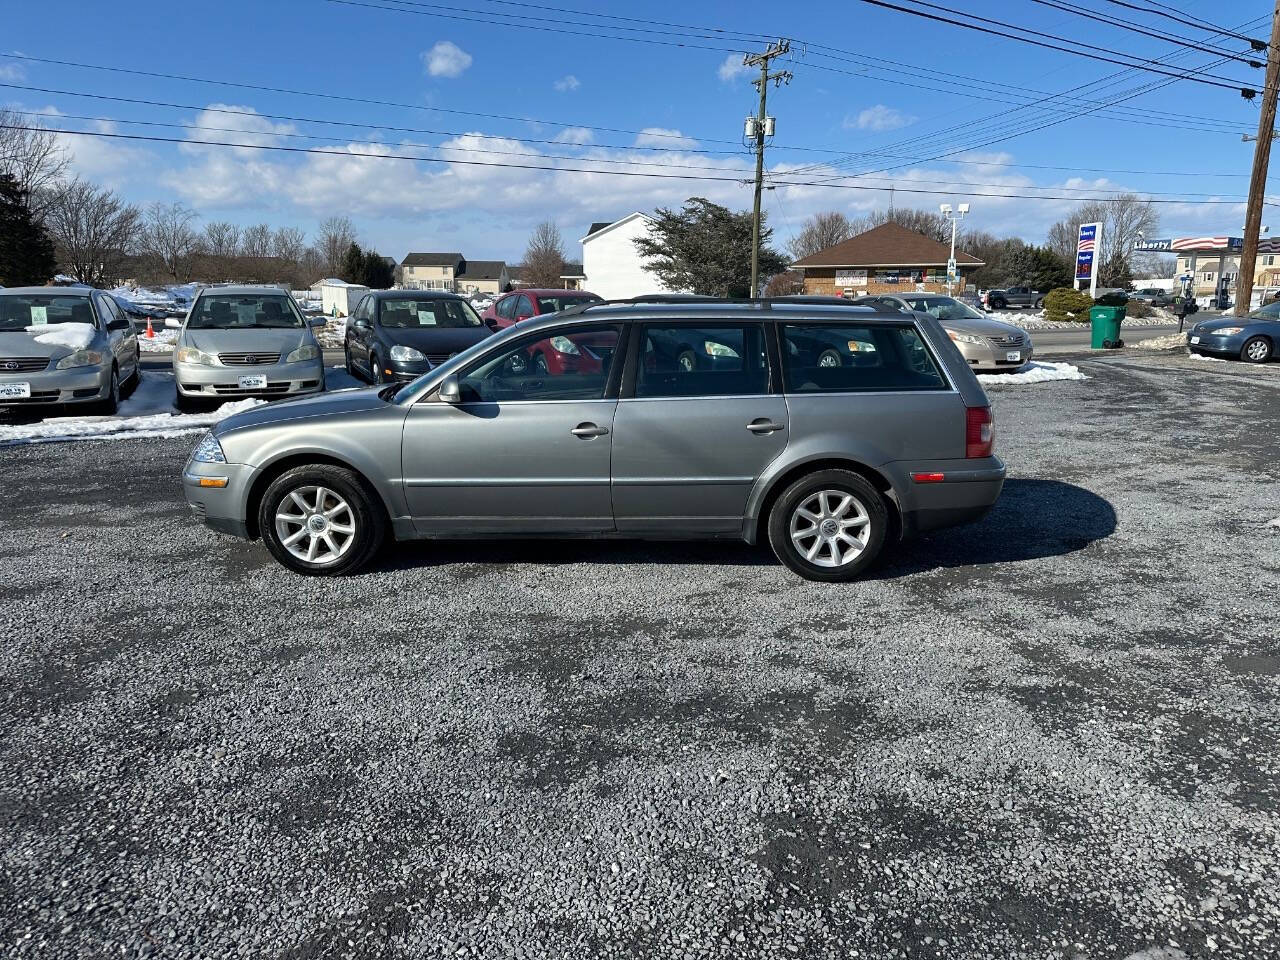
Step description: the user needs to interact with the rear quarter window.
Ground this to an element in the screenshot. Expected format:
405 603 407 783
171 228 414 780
780 322 948 393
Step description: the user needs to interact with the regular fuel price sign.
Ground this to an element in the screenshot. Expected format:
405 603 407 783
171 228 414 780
1076 222 1099 282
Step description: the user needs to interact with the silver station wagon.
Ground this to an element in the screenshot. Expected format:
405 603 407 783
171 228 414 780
182 298 1005 582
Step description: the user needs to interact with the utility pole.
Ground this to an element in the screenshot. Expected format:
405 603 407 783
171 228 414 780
1236 2 1280 317
744 40 791 296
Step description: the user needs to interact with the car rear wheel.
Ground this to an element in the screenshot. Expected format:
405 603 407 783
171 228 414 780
1034 298 1045 309
767 469 888 582
1242 336 1272 363
990 298 1006 310
532 352 549 375
258 465 386 575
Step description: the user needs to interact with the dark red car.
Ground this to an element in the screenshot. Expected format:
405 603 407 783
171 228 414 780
481 288 602 330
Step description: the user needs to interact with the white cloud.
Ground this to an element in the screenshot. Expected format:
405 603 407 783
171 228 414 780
846 105 917 132
422 41 473 79
184 104 295 152
633 127 699 149
0 62 26 82
718 54 749 83
554 127 594 145
553 75 580 92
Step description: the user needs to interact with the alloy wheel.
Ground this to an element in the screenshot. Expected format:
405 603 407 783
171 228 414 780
274 485 358 566
788 489 871 568
1245 338 1271 362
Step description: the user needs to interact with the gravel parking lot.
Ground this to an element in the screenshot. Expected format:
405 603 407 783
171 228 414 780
1 349 1277 960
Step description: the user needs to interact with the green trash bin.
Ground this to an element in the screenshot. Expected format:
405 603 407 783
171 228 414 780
1089 304 1126 349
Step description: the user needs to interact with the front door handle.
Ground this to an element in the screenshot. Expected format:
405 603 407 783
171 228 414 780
570 422 609 438
746 419 785 434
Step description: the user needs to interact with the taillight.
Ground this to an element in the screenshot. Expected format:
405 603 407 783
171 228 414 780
966 405 994 458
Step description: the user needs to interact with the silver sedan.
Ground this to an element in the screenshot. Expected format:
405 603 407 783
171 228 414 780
0 287 140 414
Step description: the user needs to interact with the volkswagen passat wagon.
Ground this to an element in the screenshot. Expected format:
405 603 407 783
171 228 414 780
182 299 1005 582
0 286 140 414
173 286 325 408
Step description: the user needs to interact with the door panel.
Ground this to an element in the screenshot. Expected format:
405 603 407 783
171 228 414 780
402 400 617 534
611 396 788 533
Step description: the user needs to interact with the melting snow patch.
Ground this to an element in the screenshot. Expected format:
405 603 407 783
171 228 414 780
1189 351 1228 362
1135 333 1188 351
28 324 96 350
976 361 1087 385
0 371 262 446
138 329 180 352
1268 517 1280 530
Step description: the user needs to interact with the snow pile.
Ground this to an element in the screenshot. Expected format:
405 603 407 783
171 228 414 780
987 309 1174 331
977 361 1087 385
1189 352 1228 363
138 329 180 352
1135 333 1188 351
27 324 96 350
1268 517 1280 530
0 371 262 446
314 317 347 349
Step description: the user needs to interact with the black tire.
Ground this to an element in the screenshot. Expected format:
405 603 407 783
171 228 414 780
371 352 386 384
174 390 201 414
95 365 120 415
123 361 141 397
1034 298 1045 309
257 464 386 576
532 352 549 375
767 469 889 583
990 298 1006 310
1242 335 1272 363
817 348 843 368
1102 339 1114 349
676 348 698 372
344 339 359 379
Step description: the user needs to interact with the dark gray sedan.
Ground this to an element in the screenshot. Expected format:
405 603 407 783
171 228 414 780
344 290 492 383
1188 304 1280 362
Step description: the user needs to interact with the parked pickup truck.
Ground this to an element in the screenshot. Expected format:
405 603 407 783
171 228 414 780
983 286 1044 310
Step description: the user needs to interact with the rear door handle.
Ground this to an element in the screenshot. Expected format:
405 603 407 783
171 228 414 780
746 419 785 434
570 422 610 438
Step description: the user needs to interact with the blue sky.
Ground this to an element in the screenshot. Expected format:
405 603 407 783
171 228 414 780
1 0 1271 263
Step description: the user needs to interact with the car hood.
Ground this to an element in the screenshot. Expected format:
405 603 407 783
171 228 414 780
931 314 1027 338
0 326 102 361
214 384 390 436
379 326 491 354
1204 317 1269 332
182 327 312 355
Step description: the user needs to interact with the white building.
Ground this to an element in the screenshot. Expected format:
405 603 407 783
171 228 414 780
317 279 369 317
580 213 679 300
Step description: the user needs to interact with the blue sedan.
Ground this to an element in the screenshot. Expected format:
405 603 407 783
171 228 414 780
1187 304 1279 363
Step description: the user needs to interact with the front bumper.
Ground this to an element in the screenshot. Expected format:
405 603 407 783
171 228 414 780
183 460 254 538
0 365 112 407
1187 332 1244 356
174 358 325 398
955 339 1034 372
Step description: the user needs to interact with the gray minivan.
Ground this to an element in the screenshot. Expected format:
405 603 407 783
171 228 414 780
182 299 1005 581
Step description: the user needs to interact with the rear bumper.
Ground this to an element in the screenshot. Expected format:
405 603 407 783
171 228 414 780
884 457 1006 538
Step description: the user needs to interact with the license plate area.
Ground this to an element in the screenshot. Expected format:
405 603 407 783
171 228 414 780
238 374 267 390
0 382 32 399
1190 336 1201 344
1005 351 1022 362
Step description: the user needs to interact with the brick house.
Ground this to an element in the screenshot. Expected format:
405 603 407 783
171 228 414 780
791 222 983 297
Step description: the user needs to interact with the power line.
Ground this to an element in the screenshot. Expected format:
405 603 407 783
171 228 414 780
1026 0 1264 65
855 0 1259 93
1100 0 1269 49
3 123 1264 204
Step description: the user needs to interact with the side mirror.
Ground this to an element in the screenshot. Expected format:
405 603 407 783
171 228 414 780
352 316 370 329
515 313 532 322
438 374 461 404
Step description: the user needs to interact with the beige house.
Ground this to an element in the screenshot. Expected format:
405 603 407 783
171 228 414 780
455 260 509 297
401 252 464 290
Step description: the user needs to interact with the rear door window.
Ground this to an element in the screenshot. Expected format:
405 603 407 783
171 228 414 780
780 323 947 393
634 323 770 398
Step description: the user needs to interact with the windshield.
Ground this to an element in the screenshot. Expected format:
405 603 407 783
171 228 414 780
379 298 482 328
0 295 97 332
534 294 602 314
1248 301 1280 319
901 296 986 321
188 294 303 330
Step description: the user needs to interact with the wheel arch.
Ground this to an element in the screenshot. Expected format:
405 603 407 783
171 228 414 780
745 456 901 545
244 452 393 540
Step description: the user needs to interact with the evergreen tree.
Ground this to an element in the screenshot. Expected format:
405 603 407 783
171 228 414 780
361 250 395 289
0 174 57 286
633 197 787 297
339 241 365 284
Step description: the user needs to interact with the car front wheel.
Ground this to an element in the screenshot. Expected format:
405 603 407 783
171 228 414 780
1242 336 1272 363
258 465 386 575
768 469 888 582
95 365 120 415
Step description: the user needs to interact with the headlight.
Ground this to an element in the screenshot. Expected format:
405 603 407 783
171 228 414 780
55 349 104 370
848 339 877 353
191 432 226 463
1208 327 1242 336
549 336 580 355
704 340 740 358
286 343 320 363
948 331 984 345
175 346 216 365
389 344 425 363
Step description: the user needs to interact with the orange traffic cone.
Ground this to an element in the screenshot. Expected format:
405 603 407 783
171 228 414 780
144 318 155 339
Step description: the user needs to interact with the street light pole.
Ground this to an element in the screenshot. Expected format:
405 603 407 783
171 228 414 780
939 202 970 296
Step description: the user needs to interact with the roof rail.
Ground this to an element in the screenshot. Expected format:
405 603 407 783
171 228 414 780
554 294 867 319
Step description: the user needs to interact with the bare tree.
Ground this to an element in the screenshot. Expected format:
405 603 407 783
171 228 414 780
139 201 201 282
1046 194 1159 281
522 220 566 287
273 226 307 264
241 222 273 259
203 221 242 258
855 207 951 244
298 245 325 284
43 178 141 286
0 108 69 216
790 211 855 260
316 215 357 275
